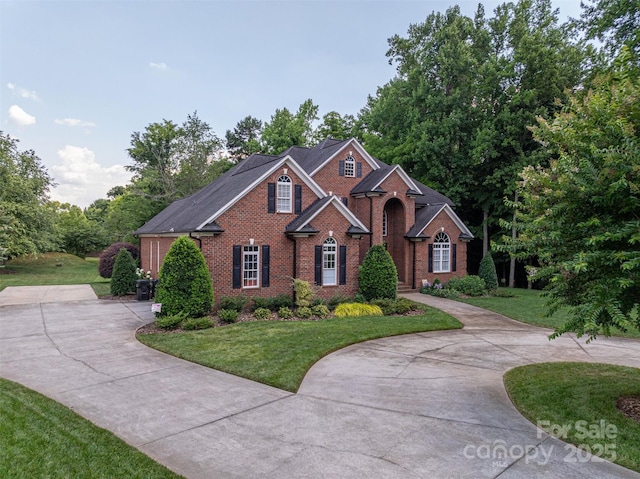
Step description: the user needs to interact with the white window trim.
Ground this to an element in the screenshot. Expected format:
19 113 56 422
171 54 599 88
433 232 450 273
344 155 355 177
243 245 260 288
277 175 292 213
323 238 337 286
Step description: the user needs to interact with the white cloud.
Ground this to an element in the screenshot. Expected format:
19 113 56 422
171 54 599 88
149 61 168 70
50 145 132 208
8 105 36 126
7 82 39 101
54 118 97 128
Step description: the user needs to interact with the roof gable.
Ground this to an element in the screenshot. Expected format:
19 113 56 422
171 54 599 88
307 138 380 177
286 195 369 234
406 204 474 239
351 164 420 196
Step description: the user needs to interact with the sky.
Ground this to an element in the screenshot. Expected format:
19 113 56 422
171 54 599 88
1 0 582 209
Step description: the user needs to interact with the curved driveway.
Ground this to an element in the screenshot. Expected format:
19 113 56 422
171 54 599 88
1 286 640 478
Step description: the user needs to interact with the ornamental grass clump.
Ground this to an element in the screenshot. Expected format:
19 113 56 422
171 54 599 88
334 303 383 317
110 248 137 296
154 236 214 317
358 244 397 301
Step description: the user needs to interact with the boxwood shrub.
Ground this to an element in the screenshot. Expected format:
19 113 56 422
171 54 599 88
358 244 397 301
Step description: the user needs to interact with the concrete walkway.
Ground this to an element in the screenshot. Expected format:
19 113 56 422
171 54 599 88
1 286 639 478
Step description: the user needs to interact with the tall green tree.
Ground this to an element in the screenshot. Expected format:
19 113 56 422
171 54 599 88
52 202 109 258
360 1 585 258
314 111 357 142
262 99 319 154
0 132 56 258
507 49 640 340
225 115 263 161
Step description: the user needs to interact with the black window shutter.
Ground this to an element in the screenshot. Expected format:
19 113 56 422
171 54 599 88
342 197 348 207
294 185 302 214
428 244 433 273
314 245 323 286
356 162 362 178
232 245 242 289
338 160 345 176
452 244 457 272
339 245 347 285
267 182 276 213
262 245 270 287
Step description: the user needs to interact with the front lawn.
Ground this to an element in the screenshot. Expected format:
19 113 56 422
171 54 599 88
0 378 182 478
505 362 640 472
456 288 640 339
0 253 109 295
137 310 462 392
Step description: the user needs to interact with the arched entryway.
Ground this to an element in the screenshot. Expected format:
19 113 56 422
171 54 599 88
383 198 406 281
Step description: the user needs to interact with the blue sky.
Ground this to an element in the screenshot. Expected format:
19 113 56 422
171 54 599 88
1 0 581 208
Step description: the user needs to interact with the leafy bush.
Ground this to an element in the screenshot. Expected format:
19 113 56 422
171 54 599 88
358 244 397 301
430 288 460 299
155 311 187 330
478 253 499 291
219 295 248 312
293 278 314 307
311 304 330 318
448 275 486 297
278 306 294 319
491 289 515 298
253 307 272 320
110 248 137 296
395 298 416 314
99 242 139 278
311 297 327 307
252 294 293 311
328 294 351 310
218 309 239 324
334 303 384 317
370 298 396 316
182 316 212 330
296 306 313 319
154 236 214 317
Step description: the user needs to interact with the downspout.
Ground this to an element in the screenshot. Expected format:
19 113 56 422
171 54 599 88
189 232 202 250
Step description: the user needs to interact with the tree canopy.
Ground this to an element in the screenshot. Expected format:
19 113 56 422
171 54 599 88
505 48 640 340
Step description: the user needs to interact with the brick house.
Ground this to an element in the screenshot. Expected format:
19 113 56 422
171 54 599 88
135 138 473 303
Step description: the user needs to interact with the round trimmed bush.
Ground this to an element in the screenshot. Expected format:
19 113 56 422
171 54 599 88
358 244 398 301
110 248 137 296
479 253 499 291
154 236 214 317
99 242 139 278
218 309 238 324
448 275 486 296
253 307 272 320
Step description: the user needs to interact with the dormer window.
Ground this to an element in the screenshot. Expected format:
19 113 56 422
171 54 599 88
344 155 355 177
277 175 292 213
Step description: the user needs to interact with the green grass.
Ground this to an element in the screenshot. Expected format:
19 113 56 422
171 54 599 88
138 310 462 392
0 378 182 478
0 253 109 295
505 362 640 472
456 287 640 339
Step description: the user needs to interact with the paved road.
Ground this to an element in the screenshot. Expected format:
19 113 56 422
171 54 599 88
1 285 639 478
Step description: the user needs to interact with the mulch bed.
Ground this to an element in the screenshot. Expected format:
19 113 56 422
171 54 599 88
0 268 17 274
617 395 640 424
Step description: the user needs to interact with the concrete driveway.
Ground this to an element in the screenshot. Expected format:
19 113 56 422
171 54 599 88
1 286 639 478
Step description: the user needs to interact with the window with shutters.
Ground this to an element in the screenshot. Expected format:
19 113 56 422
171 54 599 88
323 237 337 285
243 245 259 288
277 175 292 213
433 232 450 273
344 155 355 177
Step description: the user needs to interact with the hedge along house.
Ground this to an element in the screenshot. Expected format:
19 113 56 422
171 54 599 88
135 138 473 304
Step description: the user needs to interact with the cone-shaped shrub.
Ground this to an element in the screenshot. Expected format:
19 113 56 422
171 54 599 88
99 242 139 278
110 248 137 296
358 244 397 301
154 236 214 317
478 252 499 291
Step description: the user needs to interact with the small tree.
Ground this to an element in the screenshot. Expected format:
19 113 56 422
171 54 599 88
478 253 499 291
358 244 398 301
110 248 137 296
99 242 139 278
154 236 213 317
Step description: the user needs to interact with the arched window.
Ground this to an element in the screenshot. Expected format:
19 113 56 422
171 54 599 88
277 175 292 212
344 155 355 177
323 237 337 285
433 232 450 273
